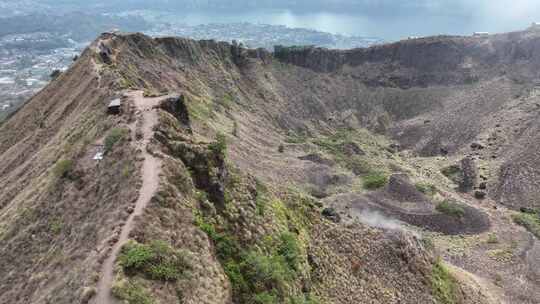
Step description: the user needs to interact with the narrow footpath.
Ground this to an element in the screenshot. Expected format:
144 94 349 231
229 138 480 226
93 91 165 304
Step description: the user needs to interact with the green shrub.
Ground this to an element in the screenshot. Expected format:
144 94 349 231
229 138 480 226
312 137 339 154
122 165 132 178
53 159 73 178
487 233 499 244
209 132 227 157
195 190 208 202
224 260 249 293
49 219 63 235
253 291 279 304
430 259 458 304
363 172 388 189
238 232 302 294
441 165 462 184
277 232 301 271
512 212 540 239
415 182 437 196
215 234 240 261
194 193 309 303
436 200 465 218
104 128 128 154
216 92 234 110
347 157 373 175
241 250 294 290
197 213 303 300
111 280 154 304
255 182 269 216
284 134 308 144
195 215 241 260
118 240 191 281
422 237 435 251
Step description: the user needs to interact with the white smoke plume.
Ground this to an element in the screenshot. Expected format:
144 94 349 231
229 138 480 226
356 209 421 238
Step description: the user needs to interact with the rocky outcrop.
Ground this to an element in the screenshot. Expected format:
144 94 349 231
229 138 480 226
158 95 192 132
459 157 478 193
274 45 345 73
276 31 540 88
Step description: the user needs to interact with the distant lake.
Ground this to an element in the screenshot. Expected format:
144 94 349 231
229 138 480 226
151 9 536 41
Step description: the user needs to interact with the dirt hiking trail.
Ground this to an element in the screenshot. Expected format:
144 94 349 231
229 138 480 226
93 91 166 304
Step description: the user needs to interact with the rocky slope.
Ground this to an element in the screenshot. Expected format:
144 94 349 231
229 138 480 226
1 29 540 304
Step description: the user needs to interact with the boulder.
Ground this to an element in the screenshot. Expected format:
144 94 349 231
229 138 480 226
440 147 449 156
159 95 192 131
387 143 401 153
98 42 113 65
470 142 485 150
474 191 487 199
520 207 538 214
459 157 478 193
298 153 335 166
322 208 341 223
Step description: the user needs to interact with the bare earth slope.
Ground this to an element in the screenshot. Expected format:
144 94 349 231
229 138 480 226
1 29 540 303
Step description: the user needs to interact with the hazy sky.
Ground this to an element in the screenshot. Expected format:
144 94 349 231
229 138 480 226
146 0 540 39
5 0 540 40
163 0 540 40
396 0 540 38
297 0 540 39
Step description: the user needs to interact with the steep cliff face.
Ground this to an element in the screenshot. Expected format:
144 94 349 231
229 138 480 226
1 30 540 304
275 30 540 88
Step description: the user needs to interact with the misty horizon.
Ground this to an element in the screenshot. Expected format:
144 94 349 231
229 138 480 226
4 0 540 40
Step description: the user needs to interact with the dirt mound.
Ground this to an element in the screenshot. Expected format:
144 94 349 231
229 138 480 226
386 174 430 203
364 193 490 235
332 174 491 235
400 205 491 235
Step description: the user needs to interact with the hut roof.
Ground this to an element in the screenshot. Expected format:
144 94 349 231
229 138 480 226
108 98 121 107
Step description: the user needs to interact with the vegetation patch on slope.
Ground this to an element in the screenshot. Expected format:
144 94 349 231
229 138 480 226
512 211 540 239
436 200 466 218
155 106 320 303
112 279 155 304
185 141 317 302
52 158 74 179
291 128 393 190
362 172 389 189
430 259 459 304
194 192 318 304
118 240 192 281
104 127 129 154
415 182 437 196
441 165 462 184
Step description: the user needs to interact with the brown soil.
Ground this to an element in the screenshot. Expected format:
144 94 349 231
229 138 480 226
93 91 166 304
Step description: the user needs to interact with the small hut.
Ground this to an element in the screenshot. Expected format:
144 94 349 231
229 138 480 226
107 98 121 115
